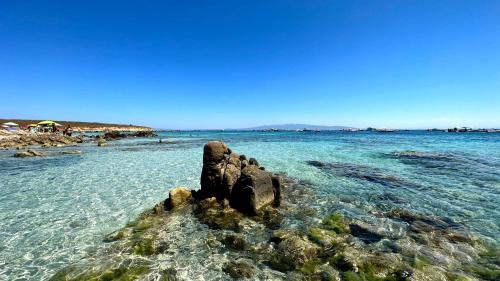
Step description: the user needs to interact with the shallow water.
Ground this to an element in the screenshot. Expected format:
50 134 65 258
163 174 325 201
0 131 499 280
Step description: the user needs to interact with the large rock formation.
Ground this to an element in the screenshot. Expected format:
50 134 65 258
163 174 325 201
199 141 281 215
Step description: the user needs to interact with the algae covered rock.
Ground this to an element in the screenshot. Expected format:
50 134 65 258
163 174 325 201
223 258 257 278
222 233 247 250
270 234 319 272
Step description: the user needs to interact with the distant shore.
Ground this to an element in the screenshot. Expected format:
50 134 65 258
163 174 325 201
0 119 154 149
0 119 152 132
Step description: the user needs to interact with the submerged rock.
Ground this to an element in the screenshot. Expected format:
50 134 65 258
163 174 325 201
223 258 257 278
97 138 107 147
270 233 319 272
349 224 384 244
62 150 81 155
307 160 422 189
222 233 247 250
14 149 44 157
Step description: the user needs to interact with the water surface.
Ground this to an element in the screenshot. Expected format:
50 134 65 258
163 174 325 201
0 131 498 280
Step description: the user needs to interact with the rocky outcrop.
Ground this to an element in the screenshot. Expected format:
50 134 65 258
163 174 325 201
131 131 157 138
1 133 83 149
103 131 127 140
102 130 157 141
199 141 281 215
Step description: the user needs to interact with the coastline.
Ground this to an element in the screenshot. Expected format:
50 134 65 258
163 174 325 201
0 119 153 149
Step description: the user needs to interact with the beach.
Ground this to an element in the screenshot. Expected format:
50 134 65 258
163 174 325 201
0 130 498 280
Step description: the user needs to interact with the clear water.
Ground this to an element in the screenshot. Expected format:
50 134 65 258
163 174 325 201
0 131 499 280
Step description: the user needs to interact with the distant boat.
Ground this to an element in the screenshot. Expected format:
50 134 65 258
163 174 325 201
342 128 360 132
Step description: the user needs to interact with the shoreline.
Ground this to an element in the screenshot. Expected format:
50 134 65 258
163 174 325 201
0 128 155 149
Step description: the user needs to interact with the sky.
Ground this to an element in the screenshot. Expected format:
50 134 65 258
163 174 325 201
1 1 499 129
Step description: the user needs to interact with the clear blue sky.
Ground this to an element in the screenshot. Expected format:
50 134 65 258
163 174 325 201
1 1 499 129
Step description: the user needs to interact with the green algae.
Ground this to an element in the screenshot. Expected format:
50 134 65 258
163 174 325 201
322 213 349 234
132 238 156 255
342 271 362 281
329 254 355 272
445 272 473 281
299 258 323 275
464 246 500 281
339 264 409 281
103 230 127 242
409 254 431 270
308 227 328 244
268 252 295 272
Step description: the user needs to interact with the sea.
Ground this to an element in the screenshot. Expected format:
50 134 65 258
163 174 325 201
0 131 499 280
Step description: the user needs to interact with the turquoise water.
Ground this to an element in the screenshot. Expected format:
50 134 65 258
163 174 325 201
0 131 499 280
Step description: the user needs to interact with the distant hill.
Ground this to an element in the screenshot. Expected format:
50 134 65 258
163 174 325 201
240 124 352 131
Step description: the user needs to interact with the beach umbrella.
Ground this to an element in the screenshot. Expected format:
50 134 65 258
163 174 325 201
27 124 38 127
2 122 19 126
54 122 63 127
38 120 56 125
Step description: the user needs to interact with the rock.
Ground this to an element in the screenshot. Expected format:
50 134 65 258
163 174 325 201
164 187 192 210
249 158 259 166
271 175 282 207
195 197 243 231
222 153 242 198
200 141 232 199
270 234 319 271
153 201 166 215
130 131 157 138
62 150 81 155
14 150 44 157
348 224 384 244
97 138 107 147
230 165 275 215
223 258 256 279
222 233 247 250
103 131 127 140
